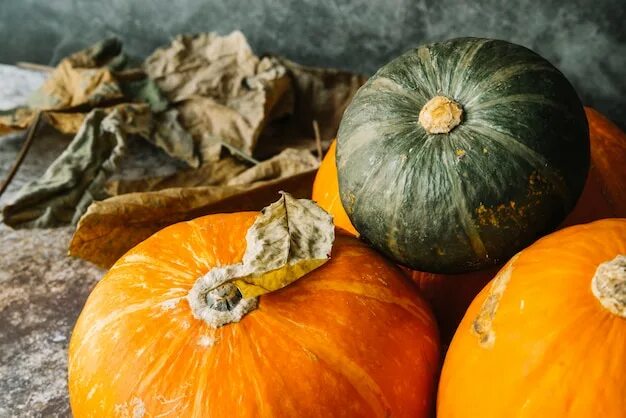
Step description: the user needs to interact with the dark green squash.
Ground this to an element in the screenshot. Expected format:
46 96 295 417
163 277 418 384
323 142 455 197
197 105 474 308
336 38 589 273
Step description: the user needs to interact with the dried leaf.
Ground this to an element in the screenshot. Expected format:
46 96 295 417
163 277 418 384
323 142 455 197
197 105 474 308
104 147 318 195
187 193 333 329
226 148 318 185
2 104 150 228
104 157 249 195
69 170 317 268
27 39 126 111
144 31 291 161
118 76 169 113
231 192 334 298
0 39 126 134
254 58 368 159
43 111 87 134
150 109 199 168
62 37 126 69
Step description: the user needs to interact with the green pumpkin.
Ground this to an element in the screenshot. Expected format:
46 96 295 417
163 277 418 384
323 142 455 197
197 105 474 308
336 38 589 273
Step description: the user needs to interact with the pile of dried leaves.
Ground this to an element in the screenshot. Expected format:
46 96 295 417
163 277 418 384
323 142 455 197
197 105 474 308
0 31 366 268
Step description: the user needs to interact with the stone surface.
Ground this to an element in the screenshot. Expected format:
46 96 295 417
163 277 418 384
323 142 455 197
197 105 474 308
0 226 103 418
0 64 46 110
0 64 196 416
0 0 625 128
0 120 104 417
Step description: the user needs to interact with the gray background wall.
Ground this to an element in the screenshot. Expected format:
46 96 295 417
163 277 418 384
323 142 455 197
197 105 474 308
1 0 625 127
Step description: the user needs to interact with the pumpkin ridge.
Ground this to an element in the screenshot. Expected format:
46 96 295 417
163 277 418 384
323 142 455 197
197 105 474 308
417 46 441 95
118 319 202 407
131 328 200 402
255 312 390 416
449 38 491 97
461 62 558 106
370 76 426 102
72 299 167 354
441 138 488 259
297 280 432 323
464 123 570 204
451 128 504 194
469 93 566 113
115 253 197 281
347 157 388 216
236 320 277 417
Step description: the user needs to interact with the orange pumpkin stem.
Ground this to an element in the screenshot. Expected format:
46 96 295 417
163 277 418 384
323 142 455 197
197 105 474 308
591 254 626 318
188 277 259 328
418 95 463 134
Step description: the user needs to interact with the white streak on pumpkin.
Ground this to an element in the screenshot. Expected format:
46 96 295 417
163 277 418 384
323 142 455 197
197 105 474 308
197 335 214 347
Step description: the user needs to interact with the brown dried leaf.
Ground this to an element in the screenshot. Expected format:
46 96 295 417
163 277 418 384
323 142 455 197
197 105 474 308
104 148 318 195
27 38 126 110
144 31 291 161
104 157 249 195
226 148 319 185
254 58 368 159
0 39 126 134
69 169 317 268
2 104 151 228
44 111 87 134
0 107 37 132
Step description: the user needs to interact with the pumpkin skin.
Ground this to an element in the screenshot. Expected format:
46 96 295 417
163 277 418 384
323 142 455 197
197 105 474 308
337 37 589 273
313 141 502 345
313 140 358 236
438 219 626 418
68 212 440 417
561 107 626 226
404 266 497 347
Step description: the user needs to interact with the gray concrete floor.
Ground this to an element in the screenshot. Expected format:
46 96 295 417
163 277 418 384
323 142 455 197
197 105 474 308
0 128 104 417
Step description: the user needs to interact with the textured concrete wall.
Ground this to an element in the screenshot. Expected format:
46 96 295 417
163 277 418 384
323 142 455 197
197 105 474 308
1 0 625 127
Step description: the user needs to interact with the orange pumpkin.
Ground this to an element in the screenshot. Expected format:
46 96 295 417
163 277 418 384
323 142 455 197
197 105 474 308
561 107 626 226
438 218 626 417
68 212 440 417
404 266 498 347
312 140 358 236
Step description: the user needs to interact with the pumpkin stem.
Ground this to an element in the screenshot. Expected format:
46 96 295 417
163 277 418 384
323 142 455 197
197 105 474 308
418 95 463 134
188 276 259 329
591 255 626 318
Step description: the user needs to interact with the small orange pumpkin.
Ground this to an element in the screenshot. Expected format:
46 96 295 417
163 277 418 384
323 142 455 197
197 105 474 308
312 140 358 236
438 218 626 417
561 107 626 226
68 211 440 417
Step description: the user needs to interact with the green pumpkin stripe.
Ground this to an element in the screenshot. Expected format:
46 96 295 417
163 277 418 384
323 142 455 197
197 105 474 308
464 123 570 206
469 94 566 113
440 138 489 258
416 46 441 95
449 39 491 98
461 62 559 106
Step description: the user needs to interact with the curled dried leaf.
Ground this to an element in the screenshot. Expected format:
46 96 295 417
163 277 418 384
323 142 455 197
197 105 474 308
187 193 334 327
69 170 317 268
